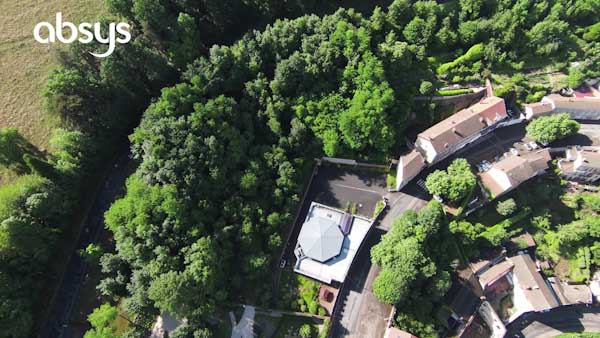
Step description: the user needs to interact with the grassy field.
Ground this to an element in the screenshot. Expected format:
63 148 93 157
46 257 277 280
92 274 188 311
0 0 105 148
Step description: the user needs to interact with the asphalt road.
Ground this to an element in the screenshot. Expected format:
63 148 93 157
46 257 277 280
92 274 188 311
40 149 134 338
506 305 600 338
330 229 392 338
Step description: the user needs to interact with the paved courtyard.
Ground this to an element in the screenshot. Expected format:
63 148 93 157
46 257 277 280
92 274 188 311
312 165 388 218
555 121 600 147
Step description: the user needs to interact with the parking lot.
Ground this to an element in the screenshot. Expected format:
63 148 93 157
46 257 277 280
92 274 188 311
311 164 388 219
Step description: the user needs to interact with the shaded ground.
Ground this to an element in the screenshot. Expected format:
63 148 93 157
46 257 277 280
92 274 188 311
554 122 600 147
506 305 600 338
40 150 136 338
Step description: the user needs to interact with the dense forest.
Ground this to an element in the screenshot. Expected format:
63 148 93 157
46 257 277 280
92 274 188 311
1 0 599 336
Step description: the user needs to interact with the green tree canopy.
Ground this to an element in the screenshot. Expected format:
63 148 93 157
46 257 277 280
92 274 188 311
526 113 580 144
425 158 476 203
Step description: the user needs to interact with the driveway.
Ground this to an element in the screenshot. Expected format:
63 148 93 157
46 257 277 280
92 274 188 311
330 229 392 338
506 305 600 338
379 185 428 231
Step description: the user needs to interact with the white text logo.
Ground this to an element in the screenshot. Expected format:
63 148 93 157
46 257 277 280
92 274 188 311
34 13 131 57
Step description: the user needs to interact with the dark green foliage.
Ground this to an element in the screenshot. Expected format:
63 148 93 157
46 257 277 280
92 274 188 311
0 128 44 174
0 175 69 337
23 154 56 180
536 192 600 265
371 201 452 336
27 0 600 335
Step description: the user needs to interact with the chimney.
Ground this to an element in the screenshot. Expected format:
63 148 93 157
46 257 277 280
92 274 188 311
452 128 463 137
485 78 494 97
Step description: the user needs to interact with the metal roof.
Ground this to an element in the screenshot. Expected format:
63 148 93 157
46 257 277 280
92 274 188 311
297 216 344 263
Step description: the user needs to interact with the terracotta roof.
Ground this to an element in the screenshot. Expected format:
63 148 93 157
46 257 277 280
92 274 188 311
478 261 513 290
548 277 593 305
469 96 508 124
479 149 551 197
524 102 553 117
508 254 559 312
470 260 491 275
417 97 507 153
478 171 506 198
546 94 600 112
398 150 426 186
492 156 533 182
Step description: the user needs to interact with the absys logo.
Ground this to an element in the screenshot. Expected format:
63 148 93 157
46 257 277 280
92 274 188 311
34 12 131 58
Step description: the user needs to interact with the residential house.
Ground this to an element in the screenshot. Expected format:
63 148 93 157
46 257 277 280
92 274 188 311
524 94 600 120
558 147 600 183
479 149 551 198
415 96 508 164
476 261 514 292
508 254 559 319
395 150 426 190
547 277 593 305
294 202 372 284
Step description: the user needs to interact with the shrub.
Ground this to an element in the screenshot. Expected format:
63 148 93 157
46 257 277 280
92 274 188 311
419 81 434 95
318 319 330 338
567 67 586 88
435 88 472 96
299 324 313 338
374 200 386 218
496 198 517 216
437 44 484 75
387 172 397 188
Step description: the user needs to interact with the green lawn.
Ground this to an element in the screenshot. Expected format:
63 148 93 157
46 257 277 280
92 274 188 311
272 315 322 338
557 333 600 338
0 0 106 184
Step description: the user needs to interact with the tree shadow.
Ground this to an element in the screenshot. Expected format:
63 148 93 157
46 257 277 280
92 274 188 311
0 128 46 174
